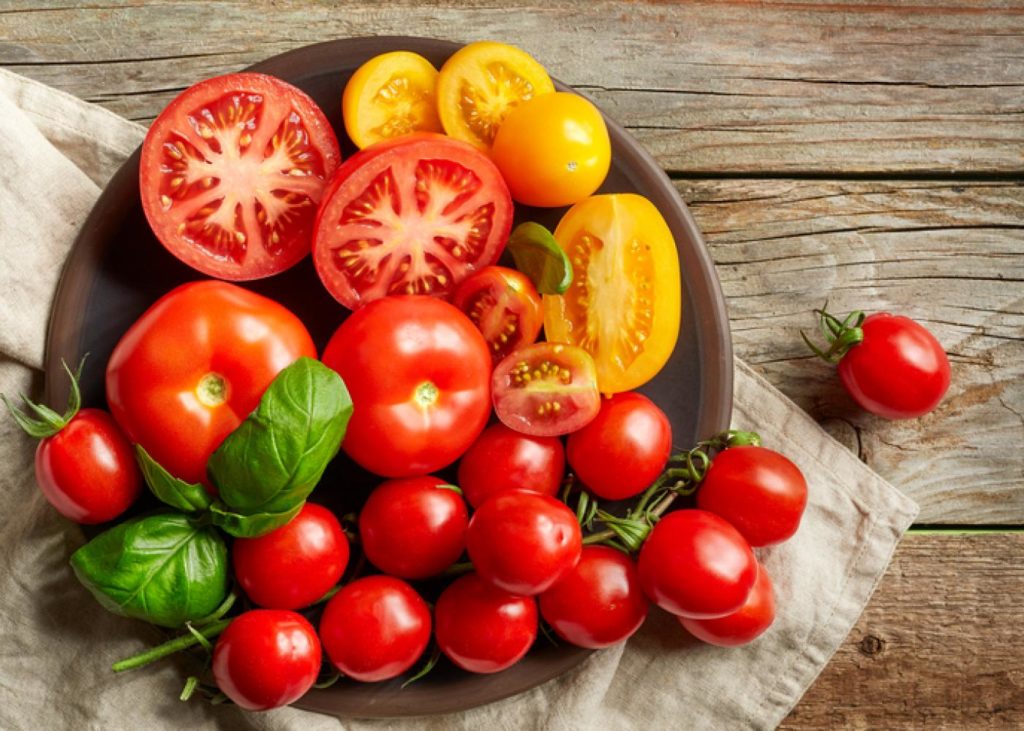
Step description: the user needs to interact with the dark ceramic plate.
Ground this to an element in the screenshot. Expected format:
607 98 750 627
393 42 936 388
44 37 732 718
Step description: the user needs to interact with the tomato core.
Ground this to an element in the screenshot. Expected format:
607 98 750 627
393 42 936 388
415 381 440 408
196 372 228 407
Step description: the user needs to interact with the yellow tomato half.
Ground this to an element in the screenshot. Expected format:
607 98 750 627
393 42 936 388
436 41 554 152
343 51 443 149
544 194 681 394
492 92 611 208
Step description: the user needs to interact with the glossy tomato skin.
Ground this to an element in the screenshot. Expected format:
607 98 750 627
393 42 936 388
638 510 757 619
34 408 141 524
451 266 543 364
457 423 565 509
106 281 316 486
232 503 349 609
539 546 648 649
434 572 538 674
319 576 431 683
680 560 776 647
212 609 321 711
567 392 672 500
359 475 469 579
466 490 582 596
697 446 807 547
322 296 491 477
838 313 950 419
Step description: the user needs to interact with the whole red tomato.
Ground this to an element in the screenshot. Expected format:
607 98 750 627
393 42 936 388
321 296 492 477
212 609 321 711
359 475 468 579
466 490 582 596
457 423 565 509
319 575 431 682
838 313 950 419
232 502 349 609
680 560 776 647
697 446 807 547
637 510 757 619
566 392 672 500
106 281 316 485
434 572 538 674
539 546 648 649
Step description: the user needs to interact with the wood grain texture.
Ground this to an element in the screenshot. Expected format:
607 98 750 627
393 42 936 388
1 0 1023 175
678 178 1024 524
781 532 1024 730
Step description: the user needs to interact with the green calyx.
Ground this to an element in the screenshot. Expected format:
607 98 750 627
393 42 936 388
801 303 866 364
2 357 85 439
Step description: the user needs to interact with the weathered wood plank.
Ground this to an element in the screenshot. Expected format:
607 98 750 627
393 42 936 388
782 532 1024 729
678 178 1024 524
1 0 1022 175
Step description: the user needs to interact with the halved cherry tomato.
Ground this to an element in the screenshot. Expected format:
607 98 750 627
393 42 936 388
544 194 681 394
342 51 443 149
680 560 776 647
492 92 611 208
436 41 554 151
491 342 601 437
140 72 341 280
312 133 513 309
451 266 543 363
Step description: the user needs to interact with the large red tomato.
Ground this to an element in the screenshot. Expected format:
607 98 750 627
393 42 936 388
313 133 512 310
140 73 340 280
322 296 492 477
105 281 316 485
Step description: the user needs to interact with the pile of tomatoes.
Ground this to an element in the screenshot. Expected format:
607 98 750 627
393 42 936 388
5 41 816 713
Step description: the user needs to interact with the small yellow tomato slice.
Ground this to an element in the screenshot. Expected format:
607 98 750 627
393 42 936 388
343 51 443 149
492 92 611 208
436 41 555 151
543 194 681 394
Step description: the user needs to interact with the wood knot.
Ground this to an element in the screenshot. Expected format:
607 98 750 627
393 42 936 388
858 634 886 656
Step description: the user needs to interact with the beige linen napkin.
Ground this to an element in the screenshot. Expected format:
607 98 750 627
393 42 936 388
0 67 918 731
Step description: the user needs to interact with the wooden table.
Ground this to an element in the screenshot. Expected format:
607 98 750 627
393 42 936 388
2 1 1021 726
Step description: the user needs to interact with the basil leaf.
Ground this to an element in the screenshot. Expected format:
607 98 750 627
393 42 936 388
136 444 211 513
507 222 574 295
207 357 352 516
209 500 303 538
70 513 228 629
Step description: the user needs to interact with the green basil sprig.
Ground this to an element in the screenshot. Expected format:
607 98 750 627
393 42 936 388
136 444 211 513
207 357 352 537
70 512 228 629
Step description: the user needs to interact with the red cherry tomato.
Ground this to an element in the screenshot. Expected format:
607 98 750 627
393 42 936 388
457 423 565 509
451 266 543 363
232 502 349 609
680 560 776 647
637 510 757 619
539 546 648 649
466 490 582 596
839 313 951 419
321 296 492 477
491 342 601 437
359 475 469 579
566 392 672 500
319 575 431 682
140 73 341 281
312 133 512 309
212 609 321 711
434 572 538 674
106 281 316 486
696 446 807 547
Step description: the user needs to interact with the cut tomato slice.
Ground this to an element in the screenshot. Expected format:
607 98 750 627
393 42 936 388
313 133 513 309
544 194 681 394
492 342 601 437
342 51 443 149
139 72 341 280
436 41 554 151
452 266 543 363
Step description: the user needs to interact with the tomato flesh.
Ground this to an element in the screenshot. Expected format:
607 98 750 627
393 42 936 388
140 73 341 280
452 266 542 363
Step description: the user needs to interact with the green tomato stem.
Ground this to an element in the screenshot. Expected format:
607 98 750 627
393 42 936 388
111 618 231 673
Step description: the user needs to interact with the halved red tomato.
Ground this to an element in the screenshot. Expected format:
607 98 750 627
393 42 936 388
140 73 341 281
312 133 513 310
452 266 542 363
492 342 600 437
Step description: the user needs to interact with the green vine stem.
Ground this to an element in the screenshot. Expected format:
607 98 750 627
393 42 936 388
801 303 866 364
2 358 85 439
112 618 231 673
